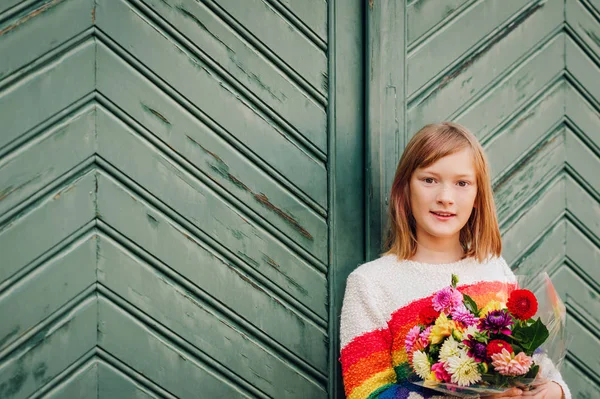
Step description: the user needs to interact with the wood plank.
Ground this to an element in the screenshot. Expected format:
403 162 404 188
0 40 95 151
407 0 473 46
566 222 600 285
566 176 600 240
271 0 327 41
95 114 328 316
0 234 96 352
566 36 600 106
43 361 98 399
565 83 600 149
567 0 600 63
94 172 328 350
135 0 327 151
95 50 327 260
566 128 600 196
0 298 97 399
97 361 159 399
510 219 566 278
407 0 563 135
97 297 255 398
407 0 544 96
0 0 94 82
494 131 565 225
97 235 326 394
0 171 96 283
456 34 564 141
209 0 327 93
0 105 96 217
554 264 600 329
501 177 565 264
94 4 327 207
486 81 564 181
562 360 600 399
563 304 600 372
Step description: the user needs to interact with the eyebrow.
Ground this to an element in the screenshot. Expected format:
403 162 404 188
418 171 475 179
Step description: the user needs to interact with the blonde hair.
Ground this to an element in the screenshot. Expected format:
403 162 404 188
383 122 501 262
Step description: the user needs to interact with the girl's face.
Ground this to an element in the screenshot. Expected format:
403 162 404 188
409 148 478 246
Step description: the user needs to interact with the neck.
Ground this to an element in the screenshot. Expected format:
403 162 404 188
411 234 464 264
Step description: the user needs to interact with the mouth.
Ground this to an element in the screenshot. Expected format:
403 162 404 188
430 211 456 220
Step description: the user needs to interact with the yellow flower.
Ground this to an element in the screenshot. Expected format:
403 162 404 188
430 313 457 344
426 370 440 382
480 300 503 316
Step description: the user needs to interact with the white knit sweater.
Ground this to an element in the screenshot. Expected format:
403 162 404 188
339 254 571 399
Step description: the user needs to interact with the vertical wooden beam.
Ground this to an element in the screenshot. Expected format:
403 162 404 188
366 0 406 260
328 0 364 398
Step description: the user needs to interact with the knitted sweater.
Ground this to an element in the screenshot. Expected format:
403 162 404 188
339 254 571 399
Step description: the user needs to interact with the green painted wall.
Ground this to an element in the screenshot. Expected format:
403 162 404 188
0 0 363 398
1 0 599 398
367 0 600 397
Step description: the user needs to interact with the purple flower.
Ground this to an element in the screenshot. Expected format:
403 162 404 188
479 310 514 335
463 337 488 362
432 286 464 313
451 304 479 327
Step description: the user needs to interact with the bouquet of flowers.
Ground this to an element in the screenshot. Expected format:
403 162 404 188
407 273 567 396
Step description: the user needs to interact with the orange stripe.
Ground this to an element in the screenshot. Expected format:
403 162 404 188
343 350 393 393
346 369 396 399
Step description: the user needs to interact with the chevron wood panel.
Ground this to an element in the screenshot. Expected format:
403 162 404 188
405 0 600 395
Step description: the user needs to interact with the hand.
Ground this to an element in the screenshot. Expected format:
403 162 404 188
481 381 564 399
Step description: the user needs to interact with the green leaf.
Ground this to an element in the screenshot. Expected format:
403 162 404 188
511 318 549 355
451 274 459 288
462 293 479 316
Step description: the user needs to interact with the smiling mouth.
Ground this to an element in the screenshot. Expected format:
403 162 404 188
430 211 456 218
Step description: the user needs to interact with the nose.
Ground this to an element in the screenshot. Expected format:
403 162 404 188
436 186 454 205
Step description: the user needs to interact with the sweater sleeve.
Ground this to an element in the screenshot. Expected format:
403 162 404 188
339 271 397 398
533 353 572 398
339 272 446 399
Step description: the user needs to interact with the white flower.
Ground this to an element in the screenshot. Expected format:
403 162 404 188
439 336 462 363
463 324 480 339
412 350 431 379
445 353 482 386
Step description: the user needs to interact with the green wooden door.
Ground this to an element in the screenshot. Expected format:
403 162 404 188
0 0 363 398
367 0 600 397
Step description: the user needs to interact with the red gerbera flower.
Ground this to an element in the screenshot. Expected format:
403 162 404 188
507 289 538 320
487 339 513 359
419 304 440 325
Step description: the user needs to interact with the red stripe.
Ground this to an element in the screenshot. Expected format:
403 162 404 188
340 328 391 373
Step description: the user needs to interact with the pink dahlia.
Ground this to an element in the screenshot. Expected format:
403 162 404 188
419 326 433 345
433 286 464 313
431 362 451 383
451 304 479 327
491 349 533 376
405 325 421 352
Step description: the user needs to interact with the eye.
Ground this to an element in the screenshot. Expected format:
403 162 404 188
423 178 435 184
457 181 470 187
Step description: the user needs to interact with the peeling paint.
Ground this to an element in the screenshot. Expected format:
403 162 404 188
369 0 374 10
511 111 536 132
434 2 544 95
0 0 64 37
0 173 44 202
493 133 559 192
147 213 159 227
231 57 284 103
141 103 171 126
32 362 48 382
237 251 260 268
262 254 308 296
254 193 313 240
186 135 313 239
176 5 235 54
0 326 20 349
0 360 27 397
583 27 600 49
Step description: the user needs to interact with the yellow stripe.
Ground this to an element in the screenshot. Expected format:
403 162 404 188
347 369 396 399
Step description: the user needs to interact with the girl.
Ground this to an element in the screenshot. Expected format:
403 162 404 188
339 123 569 399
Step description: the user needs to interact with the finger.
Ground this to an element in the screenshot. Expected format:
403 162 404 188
520 387 548 397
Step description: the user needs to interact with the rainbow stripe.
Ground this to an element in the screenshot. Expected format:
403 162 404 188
340 280 517 398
